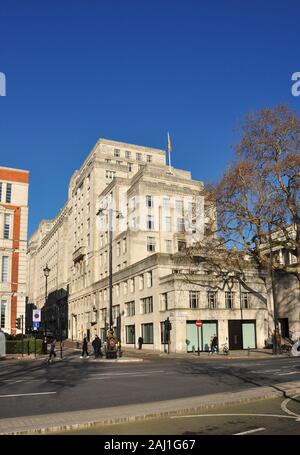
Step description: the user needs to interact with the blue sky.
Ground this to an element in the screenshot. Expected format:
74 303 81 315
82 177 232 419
0 0 300 236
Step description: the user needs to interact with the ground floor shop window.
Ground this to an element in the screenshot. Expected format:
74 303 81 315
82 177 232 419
126 325 135 344
142 323 153 344
0 301 6 328
186 320 218 352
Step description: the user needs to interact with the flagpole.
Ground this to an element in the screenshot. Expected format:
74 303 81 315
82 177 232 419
167 131 172 171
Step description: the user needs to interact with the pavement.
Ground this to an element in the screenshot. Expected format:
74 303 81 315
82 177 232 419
1 379 300 434
123 346 289 361
54 396 300 435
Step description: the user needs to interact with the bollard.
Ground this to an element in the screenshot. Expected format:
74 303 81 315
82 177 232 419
248 346 250 356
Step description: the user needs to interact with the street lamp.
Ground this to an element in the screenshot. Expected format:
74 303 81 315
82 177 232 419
43 264 50 353
96 206 123 358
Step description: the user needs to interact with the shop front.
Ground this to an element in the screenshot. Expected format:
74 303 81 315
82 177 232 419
186 320 218 352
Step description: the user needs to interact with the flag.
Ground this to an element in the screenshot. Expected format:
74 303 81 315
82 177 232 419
167 131 172 153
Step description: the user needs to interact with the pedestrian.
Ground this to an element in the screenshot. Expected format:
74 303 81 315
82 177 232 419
80 337 90 358
47 338 57 364
212 334 218 353
138 336 143 350
92 335 101 359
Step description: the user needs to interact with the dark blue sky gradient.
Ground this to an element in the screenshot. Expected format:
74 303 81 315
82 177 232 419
0 0 300 235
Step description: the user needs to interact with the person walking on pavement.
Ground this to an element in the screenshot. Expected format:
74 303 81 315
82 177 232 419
47 338 57 364
92 335 101 359
138 336 143 350
80 337 90 358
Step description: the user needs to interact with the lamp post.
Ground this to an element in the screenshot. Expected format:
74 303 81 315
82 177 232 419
96 206 123 358
43 264 50 353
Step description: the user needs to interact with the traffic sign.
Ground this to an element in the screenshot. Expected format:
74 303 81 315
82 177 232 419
33 321 40 329
196 320 202 328
32 310 41 322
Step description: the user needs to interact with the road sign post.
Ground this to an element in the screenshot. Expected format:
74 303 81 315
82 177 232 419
195 320 202 356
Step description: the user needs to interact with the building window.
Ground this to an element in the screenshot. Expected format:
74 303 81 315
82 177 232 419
128 163 133 172
163 197 170 209
178 241 186 251
207 291 217 309
117 242 121 257
116 160 123 166
142 323 154 344
114 148 120 157
189 291 199 309
165 240 172 253
105 170 115 179
1 300 6 328
147 237 156 252
6 184 12 204
177 218 185 232
126 325 135 344
136 153 142 161
130 277 135 293
123 261 127 269
1 256 9 282
112 305 120 322
147 155 152 163
125 301 135 317
100 308 107 321
115 284 120 297
225 291 234 309
160 293 168 311
141 296 153 314
3 214 10 239
147 215 154 230
105 159 112 163
176 200 184 212
146 195 154 208
165 216 172 232
130 197 136 210
146 271 153 287
123 238 127 254
123 281 128 295
125 150 131 159
0 183 2 202
139 275 144 290
241 292 250 309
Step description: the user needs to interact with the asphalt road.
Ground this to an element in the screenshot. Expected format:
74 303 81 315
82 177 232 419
1 351 300 420
53 396 300 435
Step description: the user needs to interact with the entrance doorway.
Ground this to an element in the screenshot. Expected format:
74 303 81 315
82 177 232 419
228 320 243 350
278 318 289 338
228 320 257 350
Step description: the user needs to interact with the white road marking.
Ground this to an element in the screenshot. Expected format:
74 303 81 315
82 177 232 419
171 413 299 420
87 374 149 380
281 394 300 418
234 427 266 435
89 370 166 377
278 371 299 376
0 392 57 398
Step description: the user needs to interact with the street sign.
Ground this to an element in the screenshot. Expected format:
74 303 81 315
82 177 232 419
196 320 202 328
32 309 41 322
33 321 40 329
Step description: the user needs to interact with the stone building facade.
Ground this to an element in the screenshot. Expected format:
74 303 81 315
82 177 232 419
27 138 274 351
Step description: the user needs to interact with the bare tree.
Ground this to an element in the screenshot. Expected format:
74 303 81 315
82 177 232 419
178 105 300 346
